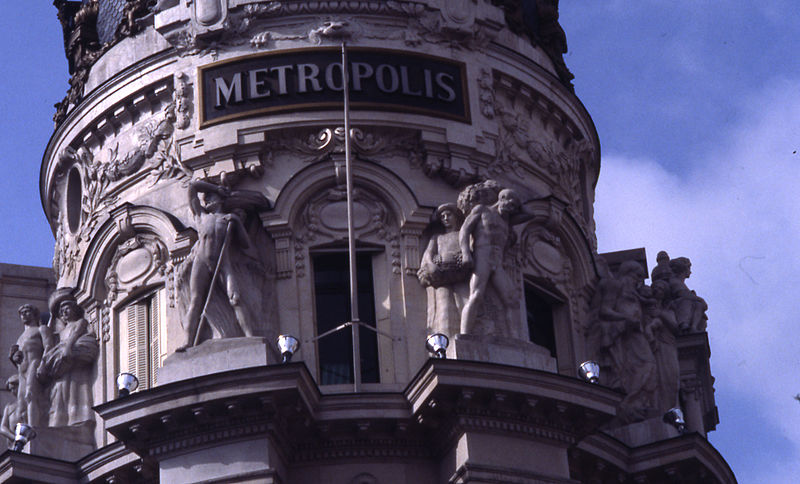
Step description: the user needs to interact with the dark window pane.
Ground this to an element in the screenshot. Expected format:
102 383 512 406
313 253 379 385
525 285 557 358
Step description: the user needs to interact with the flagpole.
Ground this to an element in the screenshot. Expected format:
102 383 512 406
342 41 361 392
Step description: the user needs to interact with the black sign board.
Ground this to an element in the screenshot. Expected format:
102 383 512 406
198 48 470 127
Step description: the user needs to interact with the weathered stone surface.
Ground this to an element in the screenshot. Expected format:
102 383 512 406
26 423 95 462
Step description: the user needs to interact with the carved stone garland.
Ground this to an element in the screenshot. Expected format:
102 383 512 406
52 79 191 282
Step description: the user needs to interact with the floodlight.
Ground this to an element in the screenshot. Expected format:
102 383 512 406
425 333 449 359
11 423 35 452
277 334 300 363
116 372 139 397
578 361 600 384
663 407 686 434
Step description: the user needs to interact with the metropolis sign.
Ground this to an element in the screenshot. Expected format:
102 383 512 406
198 48 470 127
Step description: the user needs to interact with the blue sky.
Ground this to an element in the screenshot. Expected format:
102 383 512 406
562 3 800 483
2 3 797 482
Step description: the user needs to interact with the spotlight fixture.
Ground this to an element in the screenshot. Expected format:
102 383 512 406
663 407 686 434
11 423 35 452
277 334 300 363
425 333 449 359
116 372 139 397
578 360 600 384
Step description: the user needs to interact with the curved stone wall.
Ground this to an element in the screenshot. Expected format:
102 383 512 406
41 0 602 453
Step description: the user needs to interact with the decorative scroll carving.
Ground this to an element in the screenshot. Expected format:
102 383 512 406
115 0 157 42
397 3 496 51
294 186 401 277
489 71 596 225
520 225 569 286
173 72 192 130
261 126 425 169
164 3 281 57
160 2 496 55
104 234 169 304
53 217 82 281
53 89 190 271
477 68 496 119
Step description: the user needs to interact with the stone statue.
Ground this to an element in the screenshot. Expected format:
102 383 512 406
116 0 156 41
37 289 99 427
9 304 46 427
650 250 672 283
667 257 708 333
418 204 470 336
459 187 534 336
643 280 681 413
0 375 20 445
178 179 271 351
588 259 657 422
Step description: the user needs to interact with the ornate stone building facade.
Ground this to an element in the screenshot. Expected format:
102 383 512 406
0 1 734 483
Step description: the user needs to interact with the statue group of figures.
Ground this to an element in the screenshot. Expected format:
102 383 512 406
587 252 708 423
417 180 536 340
1 289 98 445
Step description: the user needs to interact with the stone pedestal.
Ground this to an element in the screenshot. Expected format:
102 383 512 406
604 416 681 447
160 337 276 384
447 334 557 372
27 422 95 461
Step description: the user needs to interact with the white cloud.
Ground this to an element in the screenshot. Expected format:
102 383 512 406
594 78 800 483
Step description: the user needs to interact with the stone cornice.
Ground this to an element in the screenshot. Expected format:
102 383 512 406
85 360 734 480
574 431 737 484
0 450 78 484
406 359 622 417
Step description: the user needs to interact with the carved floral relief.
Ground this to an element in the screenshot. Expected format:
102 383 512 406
51 79 192 283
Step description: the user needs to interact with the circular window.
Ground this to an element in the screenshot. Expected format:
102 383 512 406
66 167 82 234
